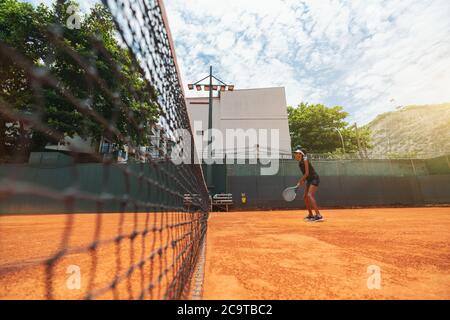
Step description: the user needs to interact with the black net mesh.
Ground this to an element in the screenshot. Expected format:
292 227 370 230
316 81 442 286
0 0 209 300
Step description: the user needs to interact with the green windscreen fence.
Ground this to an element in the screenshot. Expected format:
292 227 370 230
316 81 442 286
223 155 450 209
226 157 448 177
426 155 450 175
1 155 449 211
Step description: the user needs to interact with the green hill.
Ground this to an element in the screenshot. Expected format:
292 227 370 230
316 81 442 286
366 103 450 157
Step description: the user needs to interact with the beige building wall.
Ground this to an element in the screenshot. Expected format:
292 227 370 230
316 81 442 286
186 87 292 160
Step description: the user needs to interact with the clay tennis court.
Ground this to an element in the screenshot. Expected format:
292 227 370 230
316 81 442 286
203 208 450 300
0 212 203 300
0 207 449 300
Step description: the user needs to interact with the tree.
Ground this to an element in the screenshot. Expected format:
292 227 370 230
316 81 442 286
288 102 372 155
0 0 159 161
45 1 159 150
0 0 52 160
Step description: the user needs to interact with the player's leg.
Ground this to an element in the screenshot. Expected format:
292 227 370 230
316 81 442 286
307 183 323 221
303 185 314 220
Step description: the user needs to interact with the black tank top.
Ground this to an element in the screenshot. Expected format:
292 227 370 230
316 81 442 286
299 155 318 178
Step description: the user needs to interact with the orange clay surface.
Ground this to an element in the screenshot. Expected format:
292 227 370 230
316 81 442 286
1 208 449 300
203 208 450 300
0 212 198 300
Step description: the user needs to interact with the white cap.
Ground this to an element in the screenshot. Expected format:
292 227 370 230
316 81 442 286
293 149 305 155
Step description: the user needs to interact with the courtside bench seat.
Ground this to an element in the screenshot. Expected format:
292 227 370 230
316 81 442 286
212 194 233 212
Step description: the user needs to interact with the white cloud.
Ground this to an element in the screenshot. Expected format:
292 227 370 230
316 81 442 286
22 0 450 124
165 0 450 124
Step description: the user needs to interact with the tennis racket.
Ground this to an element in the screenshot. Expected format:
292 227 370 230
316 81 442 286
282 186 299 202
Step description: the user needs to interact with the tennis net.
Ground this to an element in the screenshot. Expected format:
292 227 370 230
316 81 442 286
0 0 209 299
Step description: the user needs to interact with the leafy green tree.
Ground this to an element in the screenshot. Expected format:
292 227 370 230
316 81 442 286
46 1 159 149
0 0 159 161
0 0 52 159
288 102 372 155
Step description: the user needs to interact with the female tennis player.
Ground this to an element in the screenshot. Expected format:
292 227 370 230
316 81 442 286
294 146 324 222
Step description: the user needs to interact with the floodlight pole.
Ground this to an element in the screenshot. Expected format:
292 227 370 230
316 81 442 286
188 66 234 195
207 66 213 192
208 66 213 138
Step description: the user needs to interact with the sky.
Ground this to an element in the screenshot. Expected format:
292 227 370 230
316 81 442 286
165 0 450 124
24 0 450 124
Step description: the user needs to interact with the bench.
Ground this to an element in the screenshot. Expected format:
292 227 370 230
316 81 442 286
212 193 234 212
